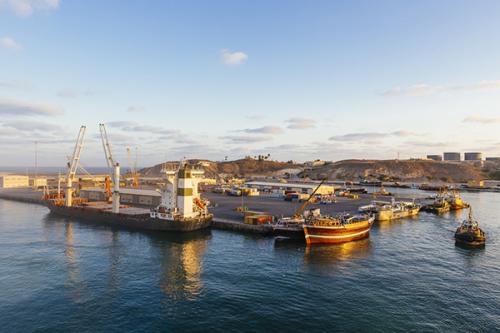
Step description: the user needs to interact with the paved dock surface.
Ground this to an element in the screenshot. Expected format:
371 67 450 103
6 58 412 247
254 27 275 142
0 188 431 235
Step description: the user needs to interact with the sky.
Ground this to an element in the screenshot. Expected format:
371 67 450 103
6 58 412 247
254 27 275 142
1 0 500 167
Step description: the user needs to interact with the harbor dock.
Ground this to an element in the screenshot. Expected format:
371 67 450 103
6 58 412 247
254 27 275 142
0 188 430 236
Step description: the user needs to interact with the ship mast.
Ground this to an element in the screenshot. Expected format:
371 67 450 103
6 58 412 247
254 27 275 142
293 179 326 218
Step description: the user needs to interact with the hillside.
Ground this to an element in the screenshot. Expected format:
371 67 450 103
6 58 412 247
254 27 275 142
302 159 484 183
140 158 300 178
140 158 485 183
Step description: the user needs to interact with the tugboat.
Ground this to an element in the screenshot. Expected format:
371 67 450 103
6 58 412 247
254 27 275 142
455 208 486 247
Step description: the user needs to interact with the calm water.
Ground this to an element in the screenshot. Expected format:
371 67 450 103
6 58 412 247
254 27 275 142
1 192 499 332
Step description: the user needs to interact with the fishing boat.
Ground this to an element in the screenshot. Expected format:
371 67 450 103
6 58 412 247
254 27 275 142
422 196 450 214
455 208 485 247
303 213 374 245
359 199 420 221
445 190 469 210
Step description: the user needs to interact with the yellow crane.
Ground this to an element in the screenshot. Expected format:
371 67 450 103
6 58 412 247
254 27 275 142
126 147 139 187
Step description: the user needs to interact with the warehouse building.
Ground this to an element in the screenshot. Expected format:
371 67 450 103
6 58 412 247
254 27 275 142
245 181 335 195
0 174 29 188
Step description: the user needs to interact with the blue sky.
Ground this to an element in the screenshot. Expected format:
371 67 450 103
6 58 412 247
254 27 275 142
1 0 500 167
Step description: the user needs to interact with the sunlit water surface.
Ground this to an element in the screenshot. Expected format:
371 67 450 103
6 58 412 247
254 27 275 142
0 191 499 332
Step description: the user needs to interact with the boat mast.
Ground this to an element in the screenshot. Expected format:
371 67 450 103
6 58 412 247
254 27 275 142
293 179 326 218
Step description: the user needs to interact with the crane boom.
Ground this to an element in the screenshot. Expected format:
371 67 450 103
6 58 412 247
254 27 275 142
65 126 86 207
99 123 115 169
99 123 121 213
293 179 326 218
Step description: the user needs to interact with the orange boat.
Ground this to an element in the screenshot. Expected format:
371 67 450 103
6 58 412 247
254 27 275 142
303 214 374 245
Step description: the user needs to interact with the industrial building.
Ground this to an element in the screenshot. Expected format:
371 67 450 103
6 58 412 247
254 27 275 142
426 155 443 161
245 181 335 195
464 152 483 161
0 174 29 188
29 178 47 189
80 188 161 207
443 152 461 161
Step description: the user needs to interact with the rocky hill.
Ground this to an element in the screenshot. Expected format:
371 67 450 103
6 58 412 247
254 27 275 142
140 158 300 179
140 158 485 183
302 159 484 183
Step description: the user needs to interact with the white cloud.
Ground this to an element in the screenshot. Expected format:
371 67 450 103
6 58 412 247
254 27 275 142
0 0 59 17
286 118 316 129
127 106 144 113
1 120 62 132
240 126 284 134
383 80 500 97
220 49 248 65
0 36 22 50
463 115 500 124
0 80 34 90
221 135 271 144
0 98 62 116
57 89 78 98
329 130 418 142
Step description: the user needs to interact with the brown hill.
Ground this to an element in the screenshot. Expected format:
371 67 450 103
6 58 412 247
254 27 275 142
303 159 484 183
140 158 299 178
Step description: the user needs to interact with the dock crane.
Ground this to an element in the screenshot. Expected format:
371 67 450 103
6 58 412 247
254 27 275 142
65 126 86 207
126 146 139 187
99 123 120 213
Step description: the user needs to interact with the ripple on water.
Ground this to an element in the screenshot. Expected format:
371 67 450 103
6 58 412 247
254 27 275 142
0 193 500 332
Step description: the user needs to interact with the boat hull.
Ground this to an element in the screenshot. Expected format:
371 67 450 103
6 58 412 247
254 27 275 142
303 221 372 245
376 207 420 221
455 232 486 247
46 203 212 232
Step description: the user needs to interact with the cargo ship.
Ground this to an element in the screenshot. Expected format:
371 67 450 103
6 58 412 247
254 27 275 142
45 125 212 232
359 199 420 221
303 211 374 245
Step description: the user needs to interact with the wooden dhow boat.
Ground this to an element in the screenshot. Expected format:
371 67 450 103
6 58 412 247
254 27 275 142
303 213 374 245
273 180 375 245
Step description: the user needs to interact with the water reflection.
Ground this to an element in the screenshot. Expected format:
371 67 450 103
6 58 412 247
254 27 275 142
303 238 372 265
64 221 88 302
152 231 211 300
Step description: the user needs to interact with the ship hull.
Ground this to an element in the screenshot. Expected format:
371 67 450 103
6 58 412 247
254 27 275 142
46 203 212 232
303 221 372 245
376 207 420 221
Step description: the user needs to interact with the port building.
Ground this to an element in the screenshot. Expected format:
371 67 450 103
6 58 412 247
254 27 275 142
245 181 335 195
0 174 29 188
443 152 461 161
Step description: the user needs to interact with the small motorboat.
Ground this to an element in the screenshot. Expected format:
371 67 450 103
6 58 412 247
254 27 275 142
455 208 485 247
